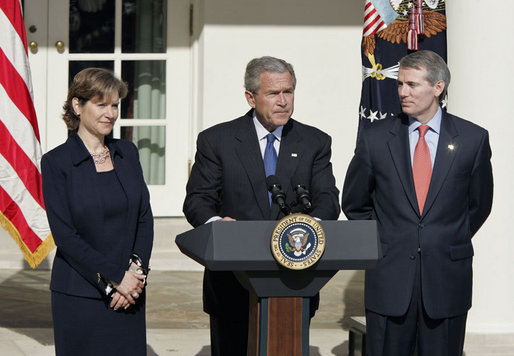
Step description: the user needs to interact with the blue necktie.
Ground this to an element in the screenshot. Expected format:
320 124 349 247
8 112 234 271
264 133 277 205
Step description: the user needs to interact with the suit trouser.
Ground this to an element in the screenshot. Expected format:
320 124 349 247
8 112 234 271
365 253 468 356
210 315 248 356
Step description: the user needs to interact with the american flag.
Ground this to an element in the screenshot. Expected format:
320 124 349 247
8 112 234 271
363 0 395 37
0 0 54 268
358 0 447 137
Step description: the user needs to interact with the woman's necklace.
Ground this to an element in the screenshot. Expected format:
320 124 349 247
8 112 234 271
90 146 110 165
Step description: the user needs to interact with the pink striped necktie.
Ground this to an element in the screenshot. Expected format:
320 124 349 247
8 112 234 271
413 125 432 214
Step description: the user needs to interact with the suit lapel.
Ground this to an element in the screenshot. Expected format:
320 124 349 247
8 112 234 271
421 112 459 218
272 120 301 219
234 114 270 219
387 115 420 216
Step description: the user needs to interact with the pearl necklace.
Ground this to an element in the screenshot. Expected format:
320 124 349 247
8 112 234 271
90 146 110 165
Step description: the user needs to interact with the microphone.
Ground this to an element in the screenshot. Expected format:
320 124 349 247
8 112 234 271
291 177 312 212
266 175 291 215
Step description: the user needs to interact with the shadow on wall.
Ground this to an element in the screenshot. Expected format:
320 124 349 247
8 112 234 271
336 270 365 356
339 270 365 329
202 0 363 27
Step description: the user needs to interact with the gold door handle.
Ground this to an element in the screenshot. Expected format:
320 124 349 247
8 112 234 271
29 41 38 53
55 41 65 52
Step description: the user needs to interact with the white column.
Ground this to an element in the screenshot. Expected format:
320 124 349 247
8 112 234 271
447 0 514 333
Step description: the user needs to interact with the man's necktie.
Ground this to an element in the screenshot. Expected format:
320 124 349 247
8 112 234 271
413 125 432 215
264 133 277 205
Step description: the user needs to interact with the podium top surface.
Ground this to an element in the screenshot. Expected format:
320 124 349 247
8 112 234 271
175 220 381 271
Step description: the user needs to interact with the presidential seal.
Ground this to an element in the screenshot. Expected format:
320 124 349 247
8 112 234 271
270 213 325 270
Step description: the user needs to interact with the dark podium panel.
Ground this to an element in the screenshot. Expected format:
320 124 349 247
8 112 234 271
176 220 380 271
175 220 380 356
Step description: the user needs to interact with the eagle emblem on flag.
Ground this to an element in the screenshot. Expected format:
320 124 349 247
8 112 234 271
363 0 446 57
357 0 447 130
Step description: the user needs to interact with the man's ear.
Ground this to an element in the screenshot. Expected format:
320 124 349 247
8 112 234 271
245 90 256 108
434 80 445 98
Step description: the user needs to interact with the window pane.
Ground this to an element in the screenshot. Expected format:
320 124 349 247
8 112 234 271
121 126 165 185
121 61 166 119
69 0 115 53
122 0 167 53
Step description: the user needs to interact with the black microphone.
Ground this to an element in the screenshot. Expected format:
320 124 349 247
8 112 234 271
266 175 291 215
291 177 312 212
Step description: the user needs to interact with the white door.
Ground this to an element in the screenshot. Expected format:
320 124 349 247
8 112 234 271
25 0 191 216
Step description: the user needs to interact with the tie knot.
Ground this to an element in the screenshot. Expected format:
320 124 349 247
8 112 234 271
266 133 276 144
418 125 430 137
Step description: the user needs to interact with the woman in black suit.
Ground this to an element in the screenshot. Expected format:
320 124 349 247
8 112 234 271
42 68 153 355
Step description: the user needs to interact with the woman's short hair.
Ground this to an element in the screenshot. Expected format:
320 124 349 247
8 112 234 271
62 68 128 131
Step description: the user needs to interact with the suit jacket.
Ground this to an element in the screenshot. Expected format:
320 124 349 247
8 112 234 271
183 110 340 318
42 132 153 299
342 111 493 319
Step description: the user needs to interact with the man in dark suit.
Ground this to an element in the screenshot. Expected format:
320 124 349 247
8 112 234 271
183 56 340 355
342 50 493 355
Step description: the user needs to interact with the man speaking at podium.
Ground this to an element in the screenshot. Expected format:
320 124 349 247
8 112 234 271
183 56 340 355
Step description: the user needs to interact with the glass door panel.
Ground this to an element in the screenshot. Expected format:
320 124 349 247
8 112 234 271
119 1 168 187
121 126 166 185
121 60 166 185
69 0 115 53
121 60 166 120
122 0 167 53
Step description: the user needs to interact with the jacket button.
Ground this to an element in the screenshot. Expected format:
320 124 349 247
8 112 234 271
418 223 424 228
409 255 416 260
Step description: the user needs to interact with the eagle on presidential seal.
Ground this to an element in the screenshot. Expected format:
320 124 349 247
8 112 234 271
286 228 311 257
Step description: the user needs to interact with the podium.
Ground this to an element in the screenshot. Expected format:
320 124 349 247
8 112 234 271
176 220 380 356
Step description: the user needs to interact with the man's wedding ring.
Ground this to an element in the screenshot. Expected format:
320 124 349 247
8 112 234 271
132 292 138 298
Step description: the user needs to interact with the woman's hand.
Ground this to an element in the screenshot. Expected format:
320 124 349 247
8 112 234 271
112 270 146 305
110 291 130 310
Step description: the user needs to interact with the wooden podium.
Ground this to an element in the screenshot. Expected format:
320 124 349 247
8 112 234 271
175 220 380 356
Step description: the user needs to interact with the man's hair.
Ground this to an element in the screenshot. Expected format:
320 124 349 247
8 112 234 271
244 56 296 93
399 50 451 103
62 68 128 131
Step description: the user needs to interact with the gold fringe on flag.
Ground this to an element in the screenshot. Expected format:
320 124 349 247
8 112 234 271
0 212 55 269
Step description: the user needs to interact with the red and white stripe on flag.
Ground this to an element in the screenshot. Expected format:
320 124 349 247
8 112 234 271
0 0 54 268
363 0 387 37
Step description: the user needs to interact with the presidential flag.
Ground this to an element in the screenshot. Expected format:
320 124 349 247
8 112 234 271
359 0 447 134
0 0 54 268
